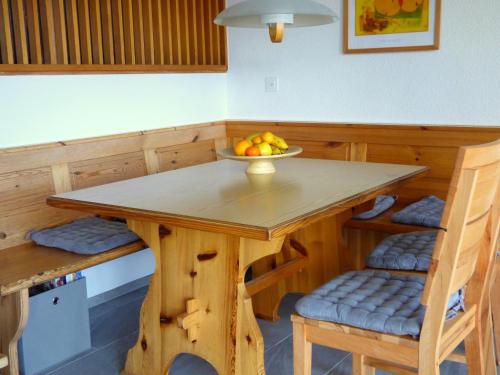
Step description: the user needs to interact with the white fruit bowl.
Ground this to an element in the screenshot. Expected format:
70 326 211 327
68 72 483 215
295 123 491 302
217 146 303 174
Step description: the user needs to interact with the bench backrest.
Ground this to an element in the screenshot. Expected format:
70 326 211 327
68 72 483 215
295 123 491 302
0 122 226 251
3 121 500 251
226 122 500 202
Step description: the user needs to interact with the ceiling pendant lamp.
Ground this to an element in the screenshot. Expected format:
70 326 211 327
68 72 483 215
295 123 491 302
214 0 338 43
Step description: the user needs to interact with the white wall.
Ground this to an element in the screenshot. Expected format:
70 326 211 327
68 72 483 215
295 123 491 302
226 0 500 126
0 74 227 148
0 73 227 297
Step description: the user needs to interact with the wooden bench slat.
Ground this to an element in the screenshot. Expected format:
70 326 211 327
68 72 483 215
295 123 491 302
0 240 146 297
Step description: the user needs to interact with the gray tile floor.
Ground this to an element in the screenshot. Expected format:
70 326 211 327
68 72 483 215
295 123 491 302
43 288 499 375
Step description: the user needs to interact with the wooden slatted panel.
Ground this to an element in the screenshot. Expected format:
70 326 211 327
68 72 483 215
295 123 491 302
122 0 135 64
0 0 14 64
101 0 114 65
180 0 191 64
142 0 155 64
206 0 215 65
26 0 43 64
161 0 173 64
216 0 225 65
78 0 93 64
89 0 103 64
197 0 207 65
111 0 125 64
11 0 29 64
0 0 227 73
53 0 68 64
188 0 198 64
66 0 81 64
39 0 57 64
153 0 164 64
171 0 181 65
133 0 145 64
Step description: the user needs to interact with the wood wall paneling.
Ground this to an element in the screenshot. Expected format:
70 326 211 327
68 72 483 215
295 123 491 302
226 121 500 201
0 0 227 74
0 122 227 251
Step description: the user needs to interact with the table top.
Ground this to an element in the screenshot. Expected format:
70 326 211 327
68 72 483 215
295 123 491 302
47 159 427 240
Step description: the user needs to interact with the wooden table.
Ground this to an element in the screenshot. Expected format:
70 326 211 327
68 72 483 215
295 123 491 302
47 158 427 375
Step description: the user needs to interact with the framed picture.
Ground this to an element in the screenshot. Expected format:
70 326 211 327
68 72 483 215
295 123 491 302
343 0 441 53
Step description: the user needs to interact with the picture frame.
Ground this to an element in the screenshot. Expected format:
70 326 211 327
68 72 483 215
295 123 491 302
343 0 441 54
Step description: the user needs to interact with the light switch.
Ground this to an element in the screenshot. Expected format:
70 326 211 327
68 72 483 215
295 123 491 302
265 76 279 92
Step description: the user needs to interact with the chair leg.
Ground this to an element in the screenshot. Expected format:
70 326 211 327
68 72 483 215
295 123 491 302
418 366 440 375
352 354 375 375
491 257 500 366
464 324 488 375
293 320 312 375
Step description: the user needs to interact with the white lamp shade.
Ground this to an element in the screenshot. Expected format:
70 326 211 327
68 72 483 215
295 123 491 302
214 0 338 29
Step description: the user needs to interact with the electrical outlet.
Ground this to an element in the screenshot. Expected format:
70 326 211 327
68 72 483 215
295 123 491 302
265 76 279 92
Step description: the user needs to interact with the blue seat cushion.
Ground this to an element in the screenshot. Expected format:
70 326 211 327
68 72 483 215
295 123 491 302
352 195 398 220
366 231 437 272
391 196 445 228
295 271 463 337
28 217 140 255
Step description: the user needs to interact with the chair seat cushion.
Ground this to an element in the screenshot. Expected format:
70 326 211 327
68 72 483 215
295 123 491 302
295 271 463 337
366 231 437 271
28 217 140 255
391 196 445 228
352 195 398 220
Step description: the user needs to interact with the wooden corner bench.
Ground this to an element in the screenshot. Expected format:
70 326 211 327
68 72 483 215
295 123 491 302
2 121 500 375
0 123 228 375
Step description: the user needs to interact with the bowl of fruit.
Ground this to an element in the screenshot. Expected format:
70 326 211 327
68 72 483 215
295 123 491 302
217 131 303 174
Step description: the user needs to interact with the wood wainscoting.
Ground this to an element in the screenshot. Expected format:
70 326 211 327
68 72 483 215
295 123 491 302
0 122 227 251
226 121 500 202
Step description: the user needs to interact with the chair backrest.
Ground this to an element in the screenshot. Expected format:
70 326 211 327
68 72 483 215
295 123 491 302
420 139 500 348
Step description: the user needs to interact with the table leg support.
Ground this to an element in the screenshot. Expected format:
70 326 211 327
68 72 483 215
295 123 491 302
0 289 29 375
252 213 349 321
123 220 285 375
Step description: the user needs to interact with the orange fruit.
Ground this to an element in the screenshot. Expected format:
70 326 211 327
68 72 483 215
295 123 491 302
245 146 261 157
252 136 263 145
234 140 252 156
261 131 275 144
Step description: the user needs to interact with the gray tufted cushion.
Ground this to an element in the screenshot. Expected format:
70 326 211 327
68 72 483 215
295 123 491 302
352 195 398 220
391 196 445 228
29 217 140 255
366 231 437 271
295 271 463 337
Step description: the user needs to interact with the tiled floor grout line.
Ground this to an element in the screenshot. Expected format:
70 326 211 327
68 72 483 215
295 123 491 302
323 353 352 375
264 333 293 353
45 330 139 375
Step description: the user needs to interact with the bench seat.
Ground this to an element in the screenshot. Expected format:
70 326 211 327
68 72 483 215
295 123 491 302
0 240 145 297
345 203 432 234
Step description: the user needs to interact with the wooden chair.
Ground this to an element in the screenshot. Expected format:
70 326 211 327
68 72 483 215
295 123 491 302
292 139 500 374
